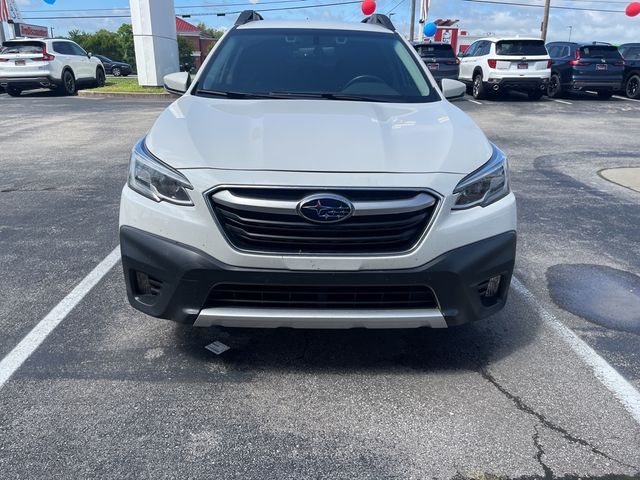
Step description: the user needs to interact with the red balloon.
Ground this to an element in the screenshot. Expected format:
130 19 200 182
361 0 376 16
626 2 640 17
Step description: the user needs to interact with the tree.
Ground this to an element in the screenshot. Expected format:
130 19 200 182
117 23 136 71
196 22 225 40
178 36 195 69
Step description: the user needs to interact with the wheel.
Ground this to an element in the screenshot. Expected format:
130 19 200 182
61 70 77 96
625 74 640 99
597 90 612 100
528 90 544 101
547 73 564 98
472 74 486 100
6 86 22 97
112 67 121 77
95 68 106 87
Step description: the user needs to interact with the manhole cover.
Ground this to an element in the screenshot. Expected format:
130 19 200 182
547 264 640 334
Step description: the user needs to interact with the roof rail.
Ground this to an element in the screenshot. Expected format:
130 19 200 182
361 14 396 32
235 10 264 26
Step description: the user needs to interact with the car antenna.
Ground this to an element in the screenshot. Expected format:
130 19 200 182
361 14 396 32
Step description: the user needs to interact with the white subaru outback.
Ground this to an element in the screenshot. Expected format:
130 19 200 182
0 38 105 96
119 12 517 329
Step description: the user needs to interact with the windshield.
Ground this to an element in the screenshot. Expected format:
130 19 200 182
417 44 455 58
0 42 44 55
496 40 547 56
579 46 621 59
195 28 438 103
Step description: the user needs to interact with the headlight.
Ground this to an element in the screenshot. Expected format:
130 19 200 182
128 138 194 206
452 144 509 210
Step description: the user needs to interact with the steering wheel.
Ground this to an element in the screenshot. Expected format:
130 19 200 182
344 75 386 89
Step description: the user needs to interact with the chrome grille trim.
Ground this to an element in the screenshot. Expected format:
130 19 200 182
206 186 441 256
211 189 436 217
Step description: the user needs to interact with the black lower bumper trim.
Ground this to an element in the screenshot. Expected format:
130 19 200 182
120 226 517 327
0 76 58 89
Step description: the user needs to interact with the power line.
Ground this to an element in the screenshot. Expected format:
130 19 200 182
22 0 362 21
21 0 314 14
462 0 624 13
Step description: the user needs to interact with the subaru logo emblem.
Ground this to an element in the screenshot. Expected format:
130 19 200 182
297 194 354 224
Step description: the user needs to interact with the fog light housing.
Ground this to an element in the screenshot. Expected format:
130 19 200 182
485 275 502 298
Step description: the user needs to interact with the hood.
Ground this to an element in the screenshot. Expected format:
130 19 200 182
145 95 492 174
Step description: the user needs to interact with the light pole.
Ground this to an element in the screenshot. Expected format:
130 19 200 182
567 25 572 42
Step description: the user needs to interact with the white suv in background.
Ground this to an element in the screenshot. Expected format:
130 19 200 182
0 38 105 96
459 38 551 100
119 12 517 330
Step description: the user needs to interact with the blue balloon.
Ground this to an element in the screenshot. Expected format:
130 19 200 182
423 22 437 37
43 0 56 4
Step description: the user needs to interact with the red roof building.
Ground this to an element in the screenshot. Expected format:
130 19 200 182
175 17 217 69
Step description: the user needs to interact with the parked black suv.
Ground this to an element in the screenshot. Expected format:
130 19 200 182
619 43 640 99
546 42 625 99
412 42 460 87
94 55 132 77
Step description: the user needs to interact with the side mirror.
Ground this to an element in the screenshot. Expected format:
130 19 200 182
87 52 92 58
441 79 466 100
164 72 191 96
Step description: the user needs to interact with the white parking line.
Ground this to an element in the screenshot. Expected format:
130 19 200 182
551 99 572 105
613 95 640 103
466 99 483 105
511 276 640 425
0 246 120 390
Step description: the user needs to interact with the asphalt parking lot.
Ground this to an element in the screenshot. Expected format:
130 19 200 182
1 90 639 479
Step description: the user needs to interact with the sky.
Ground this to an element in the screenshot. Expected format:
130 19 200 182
4 0 640 44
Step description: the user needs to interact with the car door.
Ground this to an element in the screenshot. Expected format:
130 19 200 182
459 42 479 81
52 41 76 78
69 43 93 79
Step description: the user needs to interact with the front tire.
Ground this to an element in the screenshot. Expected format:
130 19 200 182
472 74 486 100
597 90 612 100
95 68 106 87
61 70 77 96
548 73 564 98
112 67 121 77
6 86 22 97
625 74 640 99
528 90 544 101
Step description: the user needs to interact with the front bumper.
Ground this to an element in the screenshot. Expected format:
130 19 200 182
487 77 549 91
0 76 58 89
120 226 517 328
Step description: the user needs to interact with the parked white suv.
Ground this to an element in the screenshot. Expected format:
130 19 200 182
0 38 105 96
459 38 551 100
119 13 517 329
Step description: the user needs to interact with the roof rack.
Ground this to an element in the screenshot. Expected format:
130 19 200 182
361 14 396 32
235 10 264 26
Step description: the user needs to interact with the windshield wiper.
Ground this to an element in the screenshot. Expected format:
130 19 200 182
269 92 391 102
196 89 282 99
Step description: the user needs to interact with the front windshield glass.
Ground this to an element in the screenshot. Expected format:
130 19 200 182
196 28 439 103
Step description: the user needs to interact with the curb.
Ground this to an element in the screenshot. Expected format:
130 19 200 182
78 90 172 100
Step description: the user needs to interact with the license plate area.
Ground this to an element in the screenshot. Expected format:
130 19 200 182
428 63 439 70
517 63 528 70
15 60 26 66
596 64 607 71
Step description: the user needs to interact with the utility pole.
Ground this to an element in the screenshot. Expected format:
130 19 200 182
0 23 6 45
409 0 416 42
567 25 572 42
540 0 551 42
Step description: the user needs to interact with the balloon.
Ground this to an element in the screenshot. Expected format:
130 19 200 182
43 0 56 4
423 22 437 37
361 0 376 16
626 2 640 17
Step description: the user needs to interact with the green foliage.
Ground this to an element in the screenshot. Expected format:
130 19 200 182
178 36 194 68
196 22 225 39
67 24 137 72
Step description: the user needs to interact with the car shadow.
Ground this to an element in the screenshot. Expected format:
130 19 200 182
172 292 540 376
